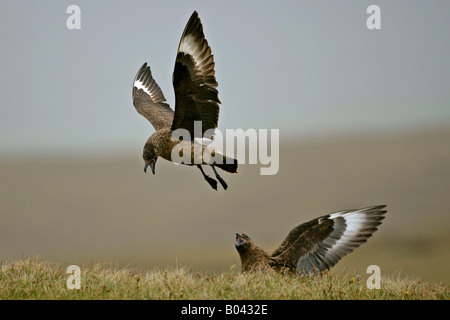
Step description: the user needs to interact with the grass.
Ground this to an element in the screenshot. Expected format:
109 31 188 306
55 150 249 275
0 258 448 300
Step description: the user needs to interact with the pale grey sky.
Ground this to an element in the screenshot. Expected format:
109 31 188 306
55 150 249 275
1 0 449 155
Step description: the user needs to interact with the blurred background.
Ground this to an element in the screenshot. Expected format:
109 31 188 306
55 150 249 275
1 1 449 283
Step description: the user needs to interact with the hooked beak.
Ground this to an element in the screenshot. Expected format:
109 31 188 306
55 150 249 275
144 160 156 175
235 232 246 247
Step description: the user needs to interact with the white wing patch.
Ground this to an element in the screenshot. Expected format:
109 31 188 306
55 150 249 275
327 211 369 253
296 206 386 275
178 34 211 68
178 34 201 67
134 78 155 99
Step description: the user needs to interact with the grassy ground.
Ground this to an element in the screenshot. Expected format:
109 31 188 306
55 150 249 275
2 128 449 284
1 258 448 300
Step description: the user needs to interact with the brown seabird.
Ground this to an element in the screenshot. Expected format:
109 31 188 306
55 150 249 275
132 11 237 190
235 205 387 274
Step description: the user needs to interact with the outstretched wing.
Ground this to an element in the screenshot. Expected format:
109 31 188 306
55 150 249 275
271 205 387 274
171 11 220 139
132 63 174 131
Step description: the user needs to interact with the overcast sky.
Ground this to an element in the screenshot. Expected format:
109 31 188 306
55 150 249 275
0 0 449 155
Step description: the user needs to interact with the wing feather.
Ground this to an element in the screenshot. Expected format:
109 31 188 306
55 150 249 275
271 205 387 275
171 11 220 139
132 63 174 131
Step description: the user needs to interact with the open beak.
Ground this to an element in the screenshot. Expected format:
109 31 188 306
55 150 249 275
144 160 156 175
235 233 245 247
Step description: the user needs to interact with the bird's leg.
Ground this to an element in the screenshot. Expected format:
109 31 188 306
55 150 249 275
211 165 228 190
197 165 218 191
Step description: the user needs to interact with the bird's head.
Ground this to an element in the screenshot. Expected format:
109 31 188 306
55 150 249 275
143 142 158 175
235 232 253 252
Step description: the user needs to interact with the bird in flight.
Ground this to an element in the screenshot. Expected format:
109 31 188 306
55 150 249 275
132 11 237 190
235 205 387 274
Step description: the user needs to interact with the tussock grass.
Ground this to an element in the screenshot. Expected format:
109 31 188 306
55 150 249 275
0 258 448 300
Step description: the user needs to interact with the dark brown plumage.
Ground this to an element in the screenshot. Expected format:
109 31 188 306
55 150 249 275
132 11 237 190
235 205 387 275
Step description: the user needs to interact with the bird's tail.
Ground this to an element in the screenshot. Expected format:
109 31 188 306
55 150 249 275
216 156 238 173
